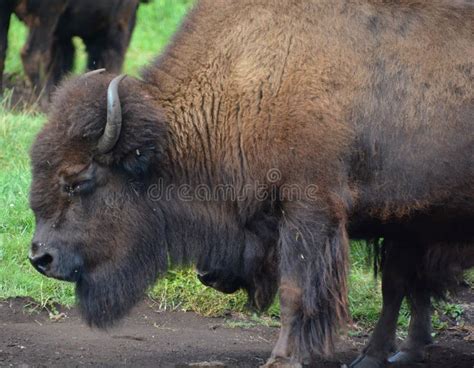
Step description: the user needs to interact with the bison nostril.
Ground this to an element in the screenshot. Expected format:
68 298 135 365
30 252 54 274
29 245 83 282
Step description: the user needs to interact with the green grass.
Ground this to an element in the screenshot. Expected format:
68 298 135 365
126 0 195 75
0 102 76 306
149 268 248 316
0 0 469 333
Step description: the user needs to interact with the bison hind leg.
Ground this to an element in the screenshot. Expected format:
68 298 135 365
387 289 433 365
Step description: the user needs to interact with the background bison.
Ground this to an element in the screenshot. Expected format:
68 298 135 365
0 0 148 107
27 1 472 367
349 239 474 368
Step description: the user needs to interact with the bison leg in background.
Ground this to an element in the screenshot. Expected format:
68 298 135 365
0 2 12 93
48 37 75 88
17 0 67 102
387 290 433 364
388 241 474 364
263 202 349 367
350 240 418 368
84 33 128 74
84 2 137 73
351 238 474 368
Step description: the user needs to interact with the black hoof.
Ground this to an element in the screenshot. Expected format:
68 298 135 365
347 355 385 368
387 351 424 365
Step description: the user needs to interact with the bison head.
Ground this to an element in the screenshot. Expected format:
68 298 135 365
28 71 279 328
29 71 169 327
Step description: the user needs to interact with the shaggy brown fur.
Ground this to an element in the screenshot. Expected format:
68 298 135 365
28 1 472 366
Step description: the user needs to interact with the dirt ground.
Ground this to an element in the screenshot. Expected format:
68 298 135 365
1 289 473 368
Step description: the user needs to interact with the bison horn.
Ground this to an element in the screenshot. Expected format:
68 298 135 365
81 68 106 78
97 74 127 154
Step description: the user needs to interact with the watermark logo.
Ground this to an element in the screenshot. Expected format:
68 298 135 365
266 168 282 183
147 168 319 203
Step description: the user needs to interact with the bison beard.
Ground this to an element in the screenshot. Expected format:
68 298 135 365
75 205 168 328
76 259 158 328
75 255 161 328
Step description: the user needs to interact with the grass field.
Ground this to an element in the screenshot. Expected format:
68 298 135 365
0 0 467 331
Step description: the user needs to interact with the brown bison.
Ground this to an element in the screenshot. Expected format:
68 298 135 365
28 1 473 367
0 0 147 105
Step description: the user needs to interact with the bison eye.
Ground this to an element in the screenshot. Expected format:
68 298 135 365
62 180 94 196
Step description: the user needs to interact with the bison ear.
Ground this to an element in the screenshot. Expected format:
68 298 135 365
119 146 157 179
94 76 169 178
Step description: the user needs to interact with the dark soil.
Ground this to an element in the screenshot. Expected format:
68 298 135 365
1 288 473 368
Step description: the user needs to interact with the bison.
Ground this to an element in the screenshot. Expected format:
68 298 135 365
28 1 473 367
0 0 147 106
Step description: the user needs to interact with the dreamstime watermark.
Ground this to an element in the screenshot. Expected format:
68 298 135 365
147 168 319 202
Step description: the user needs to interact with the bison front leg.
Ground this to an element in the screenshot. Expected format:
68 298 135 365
262 282 303 368
263 203 349 367
48 38 75 85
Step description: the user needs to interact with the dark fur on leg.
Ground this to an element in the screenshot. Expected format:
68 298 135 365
279 204 349 359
